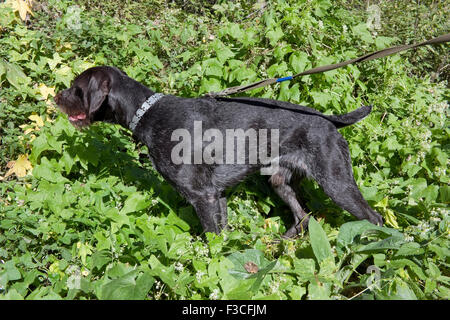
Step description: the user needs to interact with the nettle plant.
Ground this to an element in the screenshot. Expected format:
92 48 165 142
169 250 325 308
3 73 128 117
0 0 449 300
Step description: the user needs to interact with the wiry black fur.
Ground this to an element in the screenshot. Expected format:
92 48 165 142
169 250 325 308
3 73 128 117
54 66 383 238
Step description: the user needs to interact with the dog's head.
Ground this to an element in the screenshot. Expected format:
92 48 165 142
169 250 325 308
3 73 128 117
54 66 121 128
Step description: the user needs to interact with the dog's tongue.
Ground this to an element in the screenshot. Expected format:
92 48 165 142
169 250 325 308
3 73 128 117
69 113 86 121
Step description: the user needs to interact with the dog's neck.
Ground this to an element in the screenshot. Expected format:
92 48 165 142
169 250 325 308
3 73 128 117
108 76 156 129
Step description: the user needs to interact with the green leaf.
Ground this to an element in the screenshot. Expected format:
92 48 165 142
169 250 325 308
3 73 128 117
32 160 69 184
30 134 51 162
167 212 190 231
199 78 221 94
337 220 403 250
104 208 130 227
289 52 309 74
408 178 427 201
311 91 331 107
266 26 284 46
120 192 150 215
0 289 23 300
227 23 244 40
390 259 427 280
352 23 374 43
391 279 417 300
382 136 402 151
227 249 274 280
54 65 74 87
357 235 405 252
308 281 331 300
148 255 176 288
293 259 316 282
214 44 234 63
203 58 223 77
289 286 307 300
395 242 424 257
3 60 31 89
308 217 333 263
101 270 154 300
92 250 111 270
375 36 395 50
3 261 22 281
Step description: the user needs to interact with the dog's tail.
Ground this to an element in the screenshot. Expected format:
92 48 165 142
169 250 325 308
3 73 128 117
325 105 372 128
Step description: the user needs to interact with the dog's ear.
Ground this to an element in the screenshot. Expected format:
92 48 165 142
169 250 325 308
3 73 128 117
85 75 111 115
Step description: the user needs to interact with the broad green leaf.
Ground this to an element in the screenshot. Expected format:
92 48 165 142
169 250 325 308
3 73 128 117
32 160 69 184
203 58 223 77
54 65 74 87
166 211 190 231
308 281 331 300
352 23 374 43
227 249 274 280
120 192 150 215
311 91 331 107
289 52 309 74
293 258 316 282
0 289 23 300
395 242 424 257
101 270 154 300
148 255 176 288
227 23 244 40
357 235 405 252
289 286 307 300
266 26 284 46
92 250 111 270
391 279 417 300
375 36 395 50
337 220 403 250
408 178 427 201
3 261 22 281
30 134 51 162
308 217 333 263
4 60 31 89
199 77 221 94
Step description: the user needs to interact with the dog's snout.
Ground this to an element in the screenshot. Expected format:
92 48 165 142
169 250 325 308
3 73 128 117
54 92 61 104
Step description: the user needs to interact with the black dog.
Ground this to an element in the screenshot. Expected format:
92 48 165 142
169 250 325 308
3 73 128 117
54 66 383 238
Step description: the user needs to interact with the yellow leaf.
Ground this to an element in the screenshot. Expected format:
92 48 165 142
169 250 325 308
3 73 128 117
46 99 57 114
28 114 44 127
375 197 399 229
383 208 400 229
18 0 29 20
38 83 55 100
23 128 34 135
6 0 34 21
4 154 33 178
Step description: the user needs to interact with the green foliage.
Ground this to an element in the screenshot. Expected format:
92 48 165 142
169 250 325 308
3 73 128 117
0 0 449 300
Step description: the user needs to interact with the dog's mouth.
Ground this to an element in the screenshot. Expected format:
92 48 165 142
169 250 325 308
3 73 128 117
68 113 86 122
67 112 90 128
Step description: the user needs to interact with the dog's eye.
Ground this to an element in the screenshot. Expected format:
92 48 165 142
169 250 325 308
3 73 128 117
74 87 83 98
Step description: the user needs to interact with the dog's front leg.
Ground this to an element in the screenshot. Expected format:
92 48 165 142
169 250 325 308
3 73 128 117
189 194 227 234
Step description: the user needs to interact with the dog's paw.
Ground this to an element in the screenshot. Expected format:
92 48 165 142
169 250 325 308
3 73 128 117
368 212 384 227
281 217 309 239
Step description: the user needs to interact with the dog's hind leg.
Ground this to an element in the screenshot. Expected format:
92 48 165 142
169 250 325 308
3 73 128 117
218 196 228 230
290 172 309 210
269 168 310 238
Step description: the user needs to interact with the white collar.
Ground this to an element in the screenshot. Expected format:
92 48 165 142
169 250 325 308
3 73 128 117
129 93 164 132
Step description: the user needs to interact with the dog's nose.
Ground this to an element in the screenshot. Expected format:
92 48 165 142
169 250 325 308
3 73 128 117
54 92 61 104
